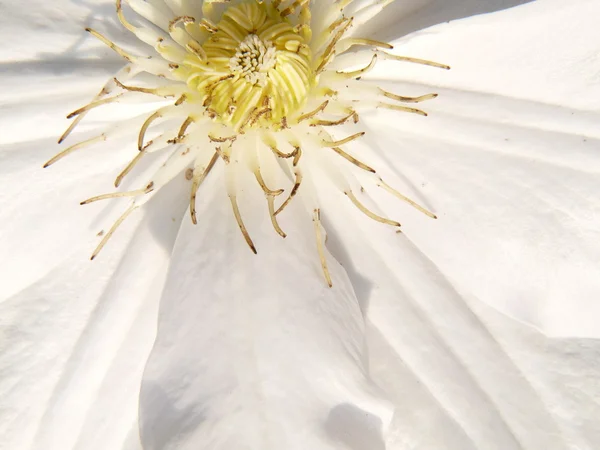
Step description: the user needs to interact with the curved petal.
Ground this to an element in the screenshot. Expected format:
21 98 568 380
140 168 393 450
362 0 535 41
356 0 600 337
316 183 600 450
0 172 189 450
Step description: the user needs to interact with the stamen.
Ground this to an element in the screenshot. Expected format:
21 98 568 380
66 94 124 119
114 78 181 97
377 103 427 116
313 208 332 287
91 204 137 260
59 65 136 144
138 110 162 150
199 18 219 33
345 190 401 227
275 170 302 216
297 100 329 123
229 195 257 254
115 150 145 187
377 178 437 219
321 131 365 147
336 54 377 78
44 134 106 167
208 133 237 143
330 147 376 173
186 40 207 60
178 116 194 138
80 184 153 205
316 17 353 73
254 169 284 196
59 115 86 144
267 196 287 238
280 0 309 17
190 152 219 224
215 145 231 163
381 51 451 70
380 89 438 103
336 38 393 54
86 28 135 61
311 111 355 127
116 0 137 33
169 16 195 32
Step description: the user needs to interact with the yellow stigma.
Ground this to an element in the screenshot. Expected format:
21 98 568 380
169 1 313 131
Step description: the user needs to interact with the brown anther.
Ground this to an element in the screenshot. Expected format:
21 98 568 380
297 100 329 123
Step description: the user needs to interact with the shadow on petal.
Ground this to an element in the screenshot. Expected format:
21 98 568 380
324 403 386 450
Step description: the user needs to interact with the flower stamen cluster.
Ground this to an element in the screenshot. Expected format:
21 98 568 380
46 0 449 286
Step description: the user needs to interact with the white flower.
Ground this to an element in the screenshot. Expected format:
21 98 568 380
1 1 600 450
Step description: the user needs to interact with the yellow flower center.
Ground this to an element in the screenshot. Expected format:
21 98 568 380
48 0 450 286
173 1 313 131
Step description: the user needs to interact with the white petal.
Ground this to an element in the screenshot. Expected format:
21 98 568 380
140 168 393 450
1 0 117 61
315 182 600 449
357 0 600 337
359 0 537 42
0 177 191 450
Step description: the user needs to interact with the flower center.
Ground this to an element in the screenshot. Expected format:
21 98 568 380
174 1 314 132
50 0 450 286
228 34 277 86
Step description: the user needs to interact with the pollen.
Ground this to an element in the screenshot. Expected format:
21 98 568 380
47 0 450 287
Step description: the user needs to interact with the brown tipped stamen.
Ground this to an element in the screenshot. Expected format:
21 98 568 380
377 178 437 219
380 89 438 103
44 134 106 168
114 78 175 97
321 132 365 147
80 184 153 205
115 151 145 188
86 28 134 61
66 94 124 119
267 196 287 238
199 18 218 33
297 100 329 123
381 52 451 70
377 103 428 116
336 54 377 78
316 17 353 73
190 152 219 224
138 110 162 150
229 195 257 254
345 190 401 227
169 15 195 32
275 170 302 216
91 204 137 260
186 40 207 60
330 147 376 173
311 111 355 127
116 0 136 33
178 116 194 139
338 38 393 52
254 169 284 196
59 114 85 144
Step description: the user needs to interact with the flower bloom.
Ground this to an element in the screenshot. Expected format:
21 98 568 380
45 0 448 286
2 1 600 450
